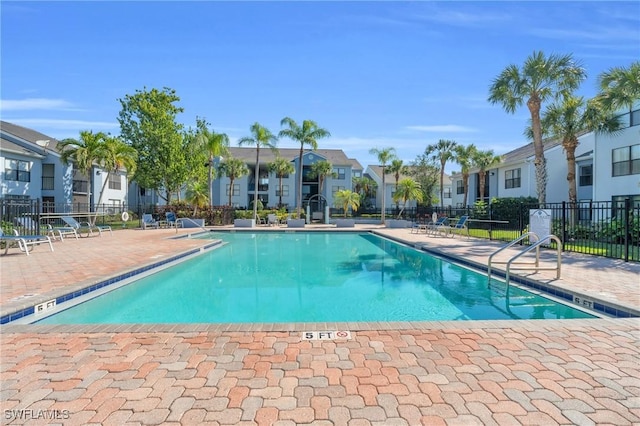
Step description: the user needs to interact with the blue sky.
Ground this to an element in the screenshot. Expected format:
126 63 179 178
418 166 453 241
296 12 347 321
1 1 639 173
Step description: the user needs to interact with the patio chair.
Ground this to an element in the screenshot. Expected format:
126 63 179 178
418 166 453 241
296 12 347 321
0 228 54 256
46 223 79 241
165 211 182 228
425 216 449 236
141 214 160 230
412 212 439 234
61 216 112 237
267 213 280 227
436 215 470 238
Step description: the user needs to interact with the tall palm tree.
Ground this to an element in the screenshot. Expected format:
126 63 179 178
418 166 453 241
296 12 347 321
218 157 249 206
425 139 458 208
268 156 295 208
59 130 109 215
597 61 640 114
369 147 397 224
392 178 424 219
535 95 623 204
308 160 337 195
238 123 278 222
95 136 137 220
197 120 230 206
472 149 502 204
488 51 586 205
333 189 360 218
387 159 409 209
454 144 478 207
278 117 331 218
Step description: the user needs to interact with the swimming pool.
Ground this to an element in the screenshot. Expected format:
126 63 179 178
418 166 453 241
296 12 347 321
35 232 596 324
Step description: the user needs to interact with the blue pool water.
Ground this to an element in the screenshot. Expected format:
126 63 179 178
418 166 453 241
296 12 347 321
36 232 595 324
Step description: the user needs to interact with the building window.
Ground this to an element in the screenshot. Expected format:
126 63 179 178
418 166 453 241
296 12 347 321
4 159 31 182
612 144 640 176
579 165 593 186
276 185 289 197
353 171 361 178
333 168 346 180
226 184 240 196
631 109 640 127
42 164 55 190
443 188 452 199
332 185 345 195
505 168 521 189
612 195 640 219
456 180 464 195
108 173 121 190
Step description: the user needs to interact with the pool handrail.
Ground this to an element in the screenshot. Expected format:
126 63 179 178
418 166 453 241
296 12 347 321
504 235 562 287
487 232 539 284
175 217 209 234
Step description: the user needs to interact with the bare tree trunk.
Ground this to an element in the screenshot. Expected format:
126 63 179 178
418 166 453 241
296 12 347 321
528 95 547 205
565 137 579 227
253 148 260 222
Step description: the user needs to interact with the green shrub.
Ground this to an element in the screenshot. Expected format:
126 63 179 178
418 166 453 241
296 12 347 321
489 197 538 226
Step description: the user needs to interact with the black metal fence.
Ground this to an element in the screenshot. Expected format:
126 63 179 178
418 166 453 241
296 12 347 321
377 199 639 262
2 198 638 262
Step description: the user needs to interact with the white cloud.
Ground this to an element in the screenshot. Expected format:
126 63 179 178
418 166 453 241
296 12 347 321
405 125 478 133
0 98 79 111
6 118 118 132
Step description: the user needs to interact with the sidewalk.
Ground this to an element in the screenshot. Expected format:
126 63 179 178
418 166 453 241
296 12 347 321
1 226 639 425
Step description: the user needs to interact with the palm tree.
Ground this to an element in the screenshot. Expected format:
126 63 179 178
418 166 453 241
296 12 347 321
454 144 478 207
352 176 377 208
425 139 458 208
197 120 230 206
308 160 337 195
387 158 409 209
472 149 502 204
535 95 623 205
218 157 249 206
94 136 137 219
392 178 424 219
238 123 278 222
279 117 331 218
597 61 640 114
333 189 360 218
488 51 586 204
369 147 397 224
59 130 109 215
185 181 209 216
268 156 295 208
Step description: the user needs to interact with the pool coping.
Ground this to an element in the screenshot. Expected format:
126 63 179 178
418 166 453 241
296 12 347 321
1 229 637 329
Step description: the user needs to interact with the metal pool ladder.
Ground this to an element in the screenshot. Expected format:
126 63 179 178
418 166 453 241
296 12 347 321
487 232 562 287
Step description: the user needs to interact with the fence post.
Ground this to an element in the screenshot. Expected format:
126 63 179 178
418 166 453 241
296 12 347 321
36 199 41 234
624 198 630 262
561 201 567 250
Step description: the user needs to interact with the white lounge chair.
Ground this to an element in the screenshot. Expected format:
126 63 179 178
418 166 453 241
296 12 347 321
0 229 54 256
46 224 79 241
61 216 112 237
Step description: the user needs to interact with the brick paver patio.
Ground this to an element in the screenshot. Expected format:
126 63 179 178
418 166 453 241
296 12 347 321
1 225 639 425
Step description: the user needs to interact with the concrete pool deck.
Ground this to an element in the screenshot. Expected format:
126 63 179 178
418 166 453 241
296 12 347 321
1 225 639 425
